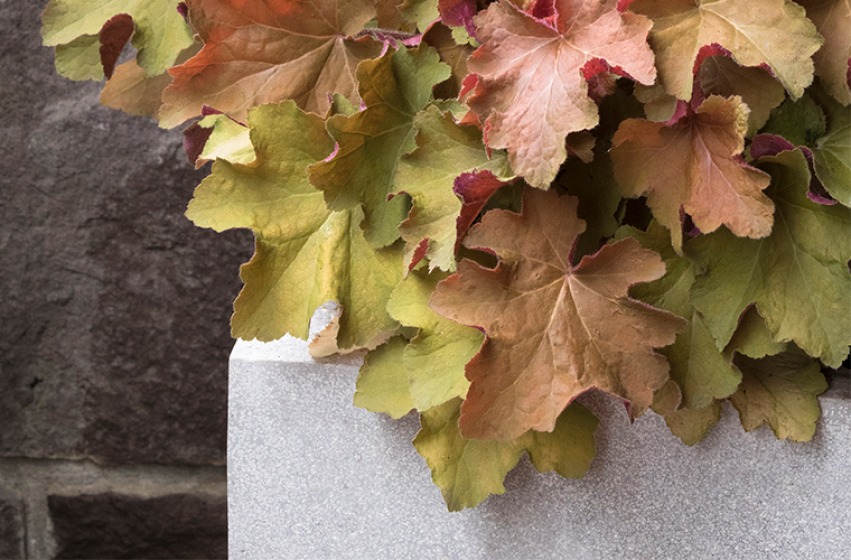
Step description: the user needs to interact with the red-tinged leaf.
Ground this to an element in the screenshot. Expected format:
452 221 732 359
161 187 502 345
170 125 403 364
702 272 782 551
430 187 685 440
454 170 505 251
630 0 823 101
99 14 134 79
438 0 477 36
611 95 773 252
183 122 214 165
159 0 382 128
463 0 656 187
797 0 851 105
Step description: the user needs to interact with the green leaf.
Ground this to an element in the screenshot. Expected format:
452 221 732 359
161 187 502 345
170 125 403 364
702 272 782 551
812 99 851 206
394 105 512 271
186 101 403 348
414 398 527 511
762 95 827 148
725 306 789 359
387 270 483 411
518 402 599 479
414 398 597 511
621 221 741 410
42 0 193 77
354 336 415 419
691 149 851 367
309 45 451 248
731 349 828 441
196 113 256 167
651 380 722 446
54 34 104 81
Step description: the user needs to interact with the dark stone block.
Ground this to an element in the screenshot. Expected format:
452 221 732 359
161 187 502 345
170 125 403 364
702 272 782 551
0 487 24 560
0 2 253 464
49 493 227 560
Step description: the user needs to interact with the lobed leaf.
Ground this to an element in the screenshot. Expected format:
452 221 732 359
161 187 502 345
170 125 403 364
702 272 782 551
414 398 598 510
611 95 773 252
186 101 403 348
159 0 383 128
309 45 451 248
42 0 194 78
630 0 823 101
463 0 656 187
690 149 851 368
730 349 828 442
431 187 685 441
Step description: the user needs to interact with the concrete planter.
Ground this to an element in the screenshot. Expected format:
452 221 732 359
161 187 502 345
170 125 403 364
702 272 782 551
228 336 851 559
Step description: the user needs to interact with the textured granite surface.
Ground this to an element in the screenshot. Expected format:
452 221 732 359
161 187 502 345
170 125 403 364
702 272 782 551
229 337 851 560
0 1 253 465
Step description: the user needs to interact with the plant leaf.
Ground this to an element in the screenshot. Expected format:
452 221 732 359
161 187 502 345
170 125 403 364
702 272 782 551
186 101 402 348
696 55 787 136
630 0 823 101
387 270 484 410
42 0 194 77
354 336 415 418
430 187 685 440
611 95 773 252
463 0 656 187
690 149 851 368
159 0 383 128
796 0 851 105
308 45 451 248
394 105 512 271
731 349 828 442
622 222 741 410
414 398 597 510
651 380 722 446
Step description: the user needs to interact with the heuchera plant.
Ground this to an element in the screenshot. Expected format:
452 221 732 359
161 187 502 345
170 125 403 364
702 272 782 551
43 0 850 510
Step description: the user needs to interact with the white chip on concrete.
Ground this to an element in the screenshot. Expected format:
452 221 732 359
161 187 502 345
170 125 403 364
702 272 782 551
229 336 851 560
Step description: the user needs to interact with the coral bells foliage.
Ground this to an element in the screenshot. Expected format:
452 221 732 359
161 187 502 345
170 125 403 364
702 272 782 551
44 0 851 509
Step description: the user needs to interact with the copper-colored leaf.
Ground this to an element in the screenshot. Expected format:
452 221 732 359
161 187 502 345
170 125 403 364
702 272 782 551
159 0 382 127
463 0 656 187
611 95 773 251
430 187 685 440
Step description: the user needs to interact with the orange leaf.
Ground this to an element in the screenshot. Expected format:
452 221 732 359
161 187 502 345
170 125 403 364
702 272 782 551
463 0 656 187
610 95 774 252
430 187 685 440
158 0 381 127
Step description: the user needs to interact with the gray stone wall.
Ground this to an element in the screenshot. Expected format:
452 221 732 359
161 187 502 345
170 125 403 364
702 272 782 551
1 2 252 557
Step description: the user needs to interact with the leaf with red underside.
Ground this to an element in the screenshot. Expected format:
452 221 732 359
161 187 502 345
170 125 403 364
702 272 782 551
99 14 134 79
463 0 656 187
796 0 851 105
610 95 774 252
158 0 383 128
430 187 685 440
629 0 823 101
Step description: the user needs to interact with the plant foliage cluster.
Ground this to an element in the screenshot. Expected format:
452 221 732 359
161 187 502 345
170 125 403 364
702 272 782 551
43 0 850 510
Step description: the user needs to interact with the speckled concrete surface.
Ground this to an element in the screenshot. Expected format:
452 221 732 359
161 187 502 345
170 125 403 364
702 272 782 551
229 337 851 560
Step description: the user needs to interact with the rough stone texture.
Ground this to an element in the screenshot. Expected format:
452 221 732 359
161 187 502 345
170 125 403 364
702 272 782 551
0 486 25 560
49 493 227 560
0 2 252 465
229 337 851 560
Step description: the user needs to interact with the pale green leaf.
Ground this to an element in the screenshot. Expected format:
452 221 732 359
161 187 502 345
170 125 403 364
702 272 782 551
186 101 403 348
387 270 483 411
354 336 415 419
691 149 851 367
